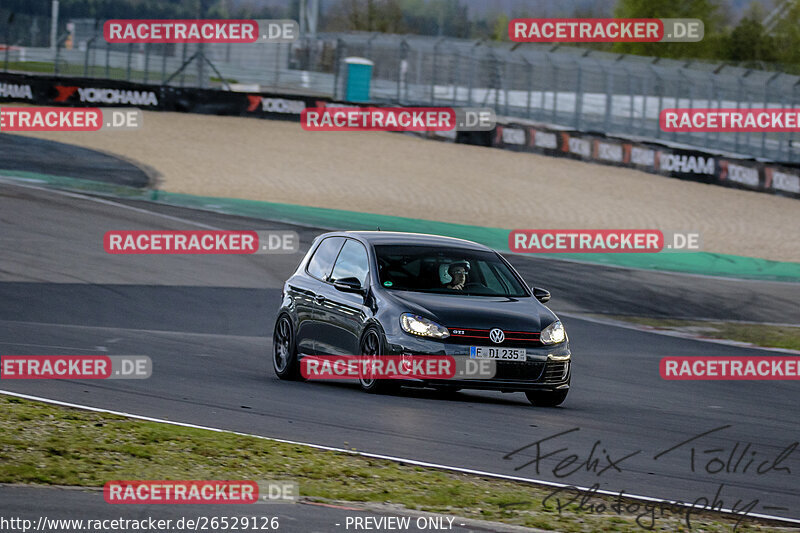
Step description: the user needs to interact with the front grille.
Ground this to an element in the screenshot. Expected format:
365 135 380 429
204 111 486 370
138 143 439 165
543 361 569 383
447 327 542 348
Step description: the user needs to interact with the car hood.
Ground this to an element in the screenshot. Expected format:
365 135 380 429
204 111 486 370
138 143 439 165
386 290 555 332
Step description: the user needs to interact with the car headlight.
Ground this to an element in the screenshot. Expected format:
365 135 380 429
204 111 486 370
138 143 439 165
400 313 450 339
540 320 566 345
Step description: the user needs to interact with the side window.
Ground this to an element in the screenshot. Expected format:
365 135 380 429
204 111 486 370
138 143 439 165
307 237 345 281
477 261 504 293
477 260 520 294
330 240 370 287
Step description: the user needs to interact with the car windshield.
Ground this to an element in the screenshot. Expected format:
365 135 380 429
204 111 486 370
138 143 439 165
374 244 528 297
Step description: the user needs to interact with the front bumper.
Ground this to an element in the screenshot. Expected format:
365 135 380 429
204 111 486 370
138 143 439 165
384 332 571 392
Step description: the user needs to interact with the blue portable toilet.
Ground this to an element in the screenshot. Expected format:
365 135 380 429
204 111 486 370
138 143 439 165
344 57 374 102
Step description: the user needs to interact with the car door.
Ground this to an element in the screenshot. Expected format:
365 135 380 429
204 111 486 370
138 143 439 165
313 238 371 356
286 278 321 357
300 236 345 355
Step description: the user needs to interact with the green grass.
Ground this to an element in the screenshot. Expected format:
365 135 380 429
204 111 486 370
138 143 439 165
601 316 800 351
3 60 59 74
3 61 198 84
0 395 794 532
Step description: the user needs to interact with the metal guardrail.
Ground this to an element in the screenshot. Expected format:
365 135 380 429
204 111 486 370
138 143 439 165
2 14 799 162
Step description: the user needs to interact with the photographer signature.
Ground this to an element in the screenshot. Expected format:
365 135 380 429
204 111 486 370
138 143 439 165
503 425 796 531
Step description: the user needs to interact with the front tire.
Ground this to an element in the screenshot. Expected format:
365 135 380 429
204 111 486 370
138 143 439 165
273 314 302 380
358 327 397 394
525 389 568 407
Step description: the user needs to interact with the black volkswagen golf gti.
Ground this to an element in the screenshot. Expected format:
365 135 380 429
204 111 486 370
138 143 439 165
272 231 571 406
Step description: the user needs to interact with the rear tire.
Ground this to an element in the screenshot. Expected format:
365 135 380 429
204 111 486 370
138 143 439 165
273 314 302 380
358 327 397 394
525 389 568 407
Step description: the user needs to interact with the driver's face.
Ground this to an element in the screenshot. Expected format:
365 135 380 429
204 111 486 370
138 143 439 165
451 268 467 281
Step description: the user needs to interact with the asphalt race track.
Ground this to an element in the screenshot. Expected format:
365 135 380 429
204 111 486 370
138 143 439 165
1 180 799 527
0 134 151 188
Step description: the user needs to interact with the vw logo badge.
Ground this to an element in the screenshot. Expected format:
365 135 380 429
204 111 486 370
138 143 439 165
489 328 505 344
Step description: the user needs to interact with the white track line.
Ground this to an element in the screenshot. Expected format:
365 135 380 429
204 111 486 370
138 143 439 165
560 312 800 355
0 390 797 526
507 248 800 285
0 177 221 230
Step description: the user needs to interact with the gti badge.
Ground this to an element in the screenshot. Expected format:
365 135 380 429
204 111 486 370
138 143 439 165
489 328 505 344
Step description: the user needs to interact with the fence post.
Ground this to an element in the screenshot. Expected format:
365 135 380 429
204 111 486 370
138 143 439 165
54 36 61 76
82 19 98 77
603 67 614 133
366 33 379 100
105 41 110 78
161 44 167 83
706 70 715 147
54 32 72 77
451 48 459 106
333 38 344 99
761 72 781 159
398 39 408 104
640 68 649 135
545 52 557 123
523 56 532 119
490 50 500 112
789 80 800 162
574 59 583 130
143 42 150 83
272 42 281 88
673 69 687 143
83 35 92 77
648 64 662 139
735 72 748 154
179 42 187 87
626 67 634 131
126 42 132 81
3 12 13 72
502 56 510 116
777 78 789 161
710 64 724 147
431 37 445 105
466 41 481 107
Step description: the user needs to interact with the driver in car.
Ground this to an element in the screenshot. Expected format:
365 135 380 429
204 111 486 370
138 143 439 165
442 261 470 290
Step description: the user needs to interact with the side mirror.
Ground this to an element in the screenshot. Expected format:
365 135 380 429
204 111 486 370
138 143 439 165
533 287 551 303
333 277 365 294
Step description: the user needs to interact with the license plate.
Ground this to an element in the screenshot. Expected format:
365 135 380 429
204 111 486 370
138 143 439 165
469 346 526 361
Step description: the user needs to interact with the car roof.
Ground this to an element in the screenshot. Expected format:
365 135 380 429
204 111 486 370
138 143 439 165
320 231 493 251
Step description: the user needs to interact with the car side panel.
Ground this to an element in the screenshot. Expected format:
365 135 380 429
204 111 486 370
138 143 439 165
285 277 321 356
